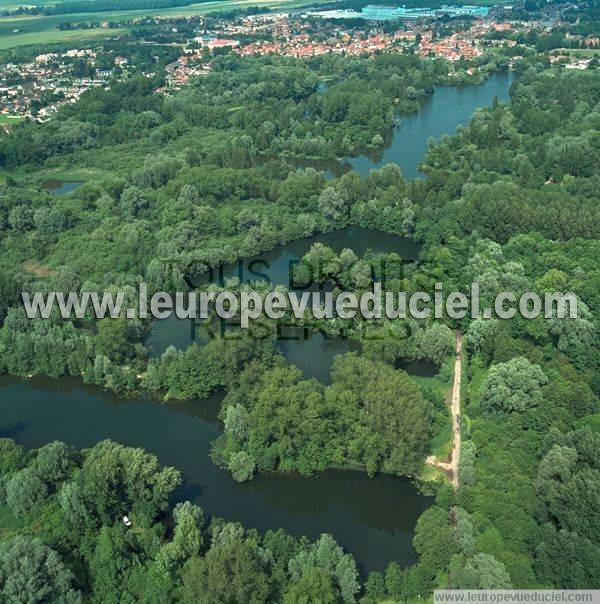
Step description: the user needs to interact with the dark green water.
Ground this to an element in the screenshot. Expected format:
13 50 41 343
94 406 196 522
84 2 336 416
146 225 422 361
0 375 430 574
263 71 513 180
347 71 513 179
42 179 84 195
203 225 422 287
1 74 513 572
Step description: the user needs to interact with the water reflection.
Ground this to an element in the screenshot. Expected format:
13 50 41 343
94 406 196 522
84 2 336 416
146 226 422 359
256 71 513 180
42 179 84 195
0 375 431 573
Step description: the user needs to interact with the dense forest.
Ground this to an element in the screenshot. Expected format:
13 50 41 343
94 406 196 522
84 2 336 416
0 44 598 600
0 52 508 169
0 437 365 602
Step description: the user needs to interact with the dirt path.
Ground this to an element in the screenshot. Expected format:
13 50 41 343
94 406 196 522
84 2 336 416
426 330 462 490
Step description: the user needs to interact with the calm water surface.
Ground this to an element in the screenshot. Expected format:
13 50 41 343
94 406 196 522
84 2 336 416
42 179 84 195
147 226 422 360
348 71 513 179
0 375 430 574
3 75 513 572
265 71 513 180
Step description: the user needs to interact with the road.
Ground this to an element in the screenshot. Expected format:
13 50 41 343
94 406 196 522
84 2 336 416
426 330 462 490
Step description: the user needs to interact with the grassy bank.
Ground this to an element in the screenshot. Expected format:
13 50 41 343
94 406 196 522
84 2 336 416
0 27 127 48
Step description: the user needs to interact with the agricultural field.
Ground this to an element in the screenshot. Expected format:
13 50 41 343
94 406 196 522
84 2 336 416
0 0 316 48
0 24 125 48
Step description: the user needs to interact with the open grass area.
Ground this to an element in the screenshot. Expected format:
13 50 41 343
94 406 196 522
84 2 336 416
556 47 600 56
0 113 22 123
0 25 127 49
34 165 110 183
0 0 316 49
429 421 452 460
413 355 455 483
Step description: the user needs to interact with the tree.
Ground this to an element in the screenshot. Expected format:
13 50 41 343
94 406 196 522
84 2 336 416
5 466 48 516
371 133 384 147
58 480 90 525
479 356 547 414
466 318 498 357
178 184 200 206
329 353 431 476
223 404 249 446
34 207 71 236
89 525 132 602
35 441 75 486
318 187 348 223
172 501 204 559
73 440 180 524
449 553 512 589
536 445 578 486
283 567 340 604
455 508 476 556
0 438 28 474
384 561 404 600
0 274 20 326
120 186 148 218
229 451 256 483
288 534 359 603
8 205 34 231
534 524 600 589
363 570 386 601
181 540 270 604
278 168 325 210
95 318 136 364
0 536 81 603
417 323 455 365
413 506 459 572
458 440 477 486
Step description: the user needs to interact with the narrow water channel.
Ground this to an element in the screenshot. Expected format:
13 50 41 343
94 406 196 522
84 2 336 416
3 73 513 573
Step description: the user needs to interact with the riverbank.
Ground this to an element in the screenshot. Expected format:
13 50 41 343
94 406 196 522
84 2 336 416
0 73 513 576
0 373 432 574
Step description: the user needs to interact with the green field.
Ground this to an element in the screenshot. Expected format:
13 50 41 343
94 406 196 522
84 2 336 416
0 114 22 123
0 25 126 48
555 47 600 57
0 0 316 49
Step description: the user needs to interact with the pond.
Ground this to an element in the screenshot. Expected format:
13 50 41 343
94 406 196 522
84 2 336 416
42 179 84 195
146 225 422 359
2 73 514 574
260 71 514 180
0 375 431 574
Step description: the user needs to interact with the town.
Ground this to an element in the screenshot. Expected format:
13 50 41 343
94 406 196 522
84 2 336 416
1 2 597 122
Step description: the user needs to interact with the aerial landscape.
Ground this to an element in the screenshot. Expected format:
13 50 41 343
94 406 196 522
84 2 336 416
0 0 598 601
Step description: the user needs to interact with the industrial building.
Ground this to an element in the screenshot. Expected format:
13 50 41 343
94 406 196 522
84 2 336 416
360 4 490 21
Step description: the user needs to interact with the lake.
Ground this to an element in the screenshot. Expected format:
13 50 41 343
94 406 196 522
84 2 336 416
348 71 513 179
262 71 513 180
146 225 422 361
0 375 431 574
1 72 513 573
